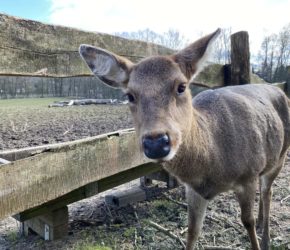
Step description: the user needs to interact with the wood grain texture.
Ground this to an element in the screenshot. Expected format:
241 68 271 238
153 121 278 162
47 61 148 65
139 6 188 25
230 31 250 85
0 129 149 220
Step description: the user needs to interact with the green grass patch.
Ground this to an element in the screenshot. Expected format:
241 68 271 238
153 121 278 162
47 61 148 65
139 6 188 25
6 230 18 242
74 244 111 250
0 97 64 108
71 230 112 250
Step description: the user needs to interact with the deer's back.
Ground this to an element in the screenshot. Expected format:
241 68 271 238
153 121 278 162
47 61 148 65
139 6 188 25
191 84 290 191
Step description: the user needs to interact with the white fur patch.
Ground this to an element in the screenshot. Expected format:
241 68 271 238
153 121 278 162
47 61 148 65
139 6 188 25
162 148 178 161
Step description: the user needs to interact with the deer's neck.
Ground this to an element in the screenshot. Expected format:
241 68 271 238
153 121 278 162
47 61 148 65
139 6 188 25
164 108 212 184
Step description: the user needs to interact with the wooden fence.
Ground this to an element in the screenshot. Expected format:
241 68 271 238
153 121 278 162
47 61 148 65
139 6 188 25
0 129 164 239
0 30 289 241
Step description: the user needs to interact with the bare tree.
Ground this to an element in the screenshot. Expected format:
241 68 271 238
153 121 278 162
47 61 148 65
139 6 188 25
257 23 290 83
115 28 187 50
258 34 277 82
160 29 187 49
212 28 232 64
273 23 290 82
276 23 290 67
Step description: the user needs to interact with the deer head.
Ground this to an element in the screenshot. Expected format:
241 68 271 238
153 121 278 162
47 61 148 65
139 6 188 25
79 29 220 161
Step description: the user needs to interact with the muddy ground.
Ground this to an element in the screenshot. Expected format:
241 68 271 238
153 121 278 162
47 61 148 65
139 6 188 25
0 99 133 150
0 99 289 250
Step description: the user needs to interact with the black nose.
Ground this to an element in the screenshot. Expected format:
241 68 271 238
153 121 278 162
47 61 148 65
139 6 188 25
142 134 171 159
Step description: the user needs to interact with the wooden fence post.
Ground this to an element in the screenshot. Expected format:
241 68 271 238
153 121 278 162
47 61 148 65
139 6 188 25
230 31 250 85
285 66 290 97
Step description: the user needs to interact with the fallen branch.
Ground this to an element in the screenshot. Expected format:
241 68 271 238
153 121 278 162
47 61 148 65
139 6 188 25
0 158 11 165
147 220 186 249
179 214 242 237
134 228 138 248
163 193 188 209
133 208 146 242
180 227 188 235
63 124 74 135
207 213 244 233
148 220 239 250
274 181 290 193
280 194 290 205
48 99 120 107
163 194 244 235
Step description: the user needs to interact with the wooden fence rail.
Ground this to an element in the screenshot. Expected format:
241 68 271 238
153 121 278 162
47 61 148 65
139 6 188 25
0 129 162 222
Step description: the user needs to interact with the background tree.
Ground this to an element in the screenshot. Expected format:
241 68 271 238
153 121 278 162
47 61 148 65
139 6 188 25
257 23 290 83
257 34 277 82
273 23 290 82
115 28 187 50
212 28 232 64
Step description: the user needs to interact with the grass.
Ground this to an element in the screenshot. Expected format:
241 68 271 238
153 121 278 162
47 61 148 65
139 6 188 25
73 244 112 250
6 230 18 243
0 97 64 108
70 229 121 250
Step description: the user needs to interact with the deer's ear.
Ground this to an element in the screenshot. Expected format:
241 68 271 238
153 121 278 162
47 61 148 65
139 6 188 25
173 28 221 80
79 45 134 88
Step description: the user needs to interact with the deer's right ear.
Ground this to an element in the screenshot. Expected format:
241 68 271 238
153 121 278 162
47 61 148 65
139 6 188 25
79 45 134 88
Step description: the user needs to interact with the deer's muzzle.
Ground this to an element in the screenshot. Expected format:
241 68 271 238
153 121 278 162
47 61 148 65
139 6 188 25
142 134 171 159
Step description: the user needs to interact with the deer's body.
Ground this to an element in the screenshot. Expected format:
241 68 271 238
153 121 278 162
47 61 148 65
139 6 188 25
79 29 290 250
166 84 290 199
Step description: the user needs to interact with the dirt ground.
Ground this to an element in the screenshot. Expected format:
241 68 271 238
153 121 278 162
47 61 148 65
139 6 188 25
0 99 289 250
0 99 133 150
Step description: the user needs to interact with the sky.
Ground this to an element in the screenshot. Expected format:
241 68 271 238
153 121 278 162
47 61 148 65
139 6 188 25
0 0 289 55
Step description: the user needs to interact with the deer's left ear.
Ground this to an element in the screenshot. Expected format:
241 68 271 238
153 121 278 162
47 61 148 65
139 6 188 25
172 28 221 80
79 45 134 88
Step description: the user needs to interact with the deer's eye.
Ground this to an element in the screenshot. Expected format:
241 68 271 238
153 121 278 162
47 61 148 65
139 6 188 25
126 93 135 103
177 83 186 95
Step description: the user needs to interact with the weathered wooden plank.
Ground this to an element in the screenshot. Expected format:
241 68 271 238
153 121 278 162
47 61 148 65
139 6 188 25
15 162 162 222
0 129 149 220
0 128 134 161
23 206 69 240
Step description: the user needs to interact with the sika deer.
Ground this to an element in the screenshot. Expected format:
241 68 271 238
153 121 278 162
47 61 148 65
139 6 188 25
79 29 290 250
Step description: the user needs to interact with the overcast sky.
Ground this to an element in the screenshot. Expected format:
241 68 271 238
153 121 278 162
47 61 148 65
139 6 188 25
1 0 289 54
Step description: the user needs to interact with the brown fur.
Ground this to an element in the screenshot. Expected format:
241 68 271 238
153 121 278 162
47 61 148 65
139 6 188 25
79 29 290 250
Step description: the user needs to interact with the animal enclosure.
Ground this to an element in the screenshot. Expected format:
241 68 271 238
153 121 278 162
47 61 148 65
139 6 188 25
0 100 289 249
0 13 290 249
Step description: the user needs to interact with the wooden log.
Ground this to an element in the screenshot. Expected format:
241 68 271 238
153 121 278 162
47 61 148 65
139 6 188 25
22 206 68 240
14 162 162 222
0 129 151 220
105 186 146 208
71 99 116 105
230 31 250 85
48 99 118 107
0 157 10 165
